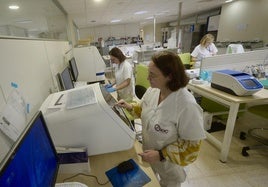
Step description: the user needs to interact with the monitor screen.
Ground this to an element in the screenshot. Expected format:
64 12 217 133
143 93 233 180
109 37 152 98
69 57 79 82
0 111 59 187
99 85 133 128
240 79 257 88
61 67 74 90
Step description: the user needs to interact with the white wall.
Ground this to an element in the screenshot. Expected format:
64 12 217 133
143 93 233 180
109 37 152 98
78 21 168 45
78 23 140 42
142 22 168 44
0 39 70 119
0 38 70 161
217 0 268 45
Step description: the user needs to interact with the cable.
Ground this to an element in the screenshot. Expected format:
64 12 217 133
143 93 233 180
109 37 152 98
62 173 110 185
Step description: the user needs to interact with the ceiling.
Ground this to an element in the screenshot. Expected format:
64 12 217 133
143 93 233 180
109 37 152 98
58 0 231 28
0 0 232 35
0 0 65 33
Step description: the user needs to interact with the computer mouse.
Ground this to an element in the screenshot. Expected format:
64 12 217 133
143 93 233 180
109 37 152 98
117 160 134 173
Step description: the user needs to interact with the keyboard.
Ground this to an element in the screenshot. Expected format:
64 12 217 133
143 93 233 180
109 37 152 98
66 87 97 109
74 81 87 88
55 182 88 187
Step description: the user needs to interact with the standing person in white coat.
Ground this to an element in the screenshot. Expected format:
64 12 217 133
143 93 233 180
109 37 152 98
191 33 218 68
105 47 134 102
117 50 206 187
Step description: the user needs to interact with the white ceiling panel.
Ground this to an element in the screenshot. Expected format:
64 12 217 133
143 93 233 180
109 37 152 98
58 0 231 28
0 0 232 33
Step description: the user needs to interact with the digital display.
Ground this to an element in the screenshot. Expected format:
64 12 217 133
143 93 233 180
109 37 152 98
0 112 58 187
240 79 257 88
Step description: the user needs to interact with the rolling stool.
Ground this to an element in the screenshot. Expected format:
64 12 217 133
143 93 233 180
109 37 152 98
240 104 268 156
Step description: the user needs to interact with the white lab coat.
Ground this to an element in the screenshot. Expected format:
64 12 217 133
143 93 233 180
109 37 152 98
140 87 206 186
114 60 134 102
191 43 218 62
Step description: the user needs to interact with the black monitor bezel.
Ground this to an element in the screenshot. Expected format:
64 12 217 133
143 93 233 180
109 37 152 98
69 57 79 82
0 111 59 186
56 73 64 91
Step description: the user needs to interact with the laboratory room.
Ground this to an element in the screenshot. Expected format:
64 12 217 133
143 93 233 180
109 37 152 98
0 0 267 186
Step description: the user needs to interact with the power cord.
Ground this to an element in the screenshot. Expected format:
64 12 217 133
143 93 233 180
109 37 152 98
62 173 110 185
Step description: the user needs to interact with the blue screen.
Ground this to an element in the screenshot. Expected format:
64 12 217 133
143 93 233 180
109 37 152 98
0 112 58 187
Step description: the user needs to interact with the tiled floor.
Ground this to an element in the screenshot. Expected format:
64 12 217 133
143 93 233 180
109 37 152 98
181 114 268 187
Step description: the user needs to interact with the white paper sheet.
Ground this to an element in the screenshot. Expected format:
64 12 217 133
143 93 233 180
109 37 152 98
0 90 27 141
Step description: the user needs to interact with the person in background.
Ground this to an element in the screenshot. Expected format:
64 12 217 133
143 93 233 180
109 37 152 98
105 47 134 102
191 33 218 68
116 50 206 187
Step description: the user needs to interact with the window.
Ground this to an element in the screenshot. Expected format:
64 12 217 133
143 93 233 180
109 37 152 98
0 0 67 40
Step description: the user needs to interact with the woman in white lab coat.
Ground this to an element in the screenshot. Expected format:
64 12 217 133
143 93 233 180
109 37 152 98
106 47 134 102
191 33 218 68
117 51 206 187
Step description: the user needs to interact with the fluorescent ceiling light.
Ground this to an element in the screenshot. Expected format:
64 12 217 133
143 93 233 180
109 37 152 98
145 16 154 20
16 19 33 24
155 12 165 16
9 5 19 10
140 21 148 25
225 0 233 3
111 19 121 23
28 29 39 32
134 11 148 15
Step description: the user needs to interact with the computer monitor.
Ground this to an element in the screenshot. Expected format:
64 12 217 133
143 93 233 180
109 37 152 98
56 73 64 91
0 111 59 187
61 67 74 90
69 57 79 82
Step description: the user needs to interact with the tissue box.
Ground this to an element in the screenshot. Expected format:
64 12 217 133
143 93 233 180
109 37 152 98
57 147 90 174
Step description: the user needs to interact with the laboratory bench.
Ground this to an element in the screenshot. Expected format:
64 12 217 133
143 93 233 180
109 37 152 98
187 81 268 162
56 140 160 187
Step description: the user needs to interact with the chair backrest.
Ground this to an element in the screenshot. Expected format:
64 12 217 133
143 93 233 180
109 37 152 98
178 53 191 64
200 97 246 120
226 44 245 54
135 64 150 88
248 104 268 119
178 53 191 69
135 64 150 99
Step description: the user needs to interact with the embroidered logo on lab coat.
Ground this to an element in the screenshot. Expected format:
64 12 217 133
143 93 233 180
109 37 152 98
154 124 168 134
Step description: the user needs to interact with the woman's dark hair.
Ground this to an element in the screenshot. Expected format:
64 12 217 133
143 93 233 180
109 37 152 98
109 47 126 63
151 50 189 91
